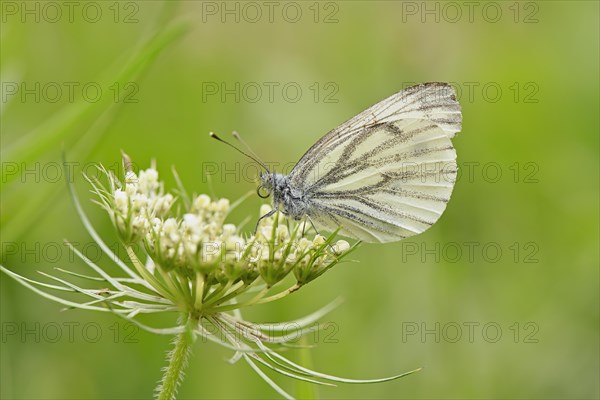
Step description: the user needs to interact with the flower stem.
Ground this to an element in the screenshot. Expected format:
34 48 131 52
156 316 196 400
254 284 301 304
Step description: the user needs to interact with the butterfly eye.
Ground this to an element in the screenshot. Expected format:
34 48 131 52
257 185 271 199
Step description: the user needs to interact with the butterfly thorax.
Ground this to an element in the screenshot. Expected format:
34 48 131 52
260 172 310 220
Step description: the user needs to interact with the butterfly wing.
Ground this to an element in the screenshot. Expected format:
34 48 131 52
288 83 461 243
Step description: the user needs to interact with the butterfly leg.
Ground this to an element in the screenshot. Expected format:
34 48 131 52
254 208 277 235
305 215 338 254
299 216 315 238
301 217 308 237
305 215 320 236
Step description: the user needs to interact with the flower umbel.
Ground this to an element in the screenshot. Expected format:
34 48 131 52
1 154 420 400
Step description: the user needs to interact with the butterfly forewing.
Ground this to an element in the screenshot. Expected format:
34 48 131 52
288 83 461 243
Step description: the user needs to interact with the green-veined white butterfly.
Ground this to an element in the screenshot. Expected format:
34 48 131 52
212 82 461 243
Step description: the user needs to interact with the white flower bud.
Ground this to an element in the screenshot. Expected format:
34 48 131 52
193 194 211 210
222 224 237 237
162 218 180 243
298 238 312 252
216 198 230 212
132 215 149 234
131 193 148 212
125 171 138 195
312 235 326 246
154 193 174 215
333 240 350 253
151 217 162 228
138 168 159 194
182 214 202 233
114 189 128 214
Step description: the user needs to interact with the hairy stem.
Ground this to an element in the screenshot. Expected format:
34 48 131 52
156 316 196 400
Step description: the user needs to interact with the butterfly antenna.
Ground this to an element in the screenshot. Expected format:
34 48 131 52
232 130 267 167
210 132 270 172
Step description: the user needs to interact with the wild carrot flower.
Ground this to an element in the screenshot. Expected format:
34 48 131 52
0 154 419 400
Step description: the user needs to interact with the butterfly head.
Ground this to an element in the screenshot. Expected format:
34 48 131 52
258 172 290 201
257 172 273 198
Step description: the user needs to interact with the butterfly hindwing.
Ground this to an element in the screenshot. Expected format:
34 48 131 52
303 119 457 242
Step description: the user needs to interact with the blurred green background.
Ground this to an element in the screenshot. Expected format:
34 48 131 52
1 1 598 399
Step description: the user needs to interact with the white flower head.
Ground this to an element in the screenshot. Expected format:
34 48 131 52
114 189 128 215
0 154 400 400
138 168 159 195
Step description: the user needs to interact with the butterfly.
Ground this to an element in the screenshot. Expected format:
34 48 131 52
212 82 461 243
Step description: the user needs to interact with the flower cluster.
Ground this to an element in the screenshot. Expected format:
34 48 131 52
109 167 175 243
1 155 417 400
104 165 352 294
144 194 233 271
